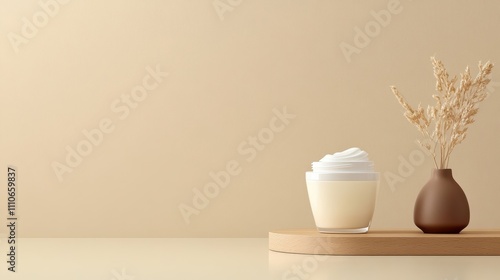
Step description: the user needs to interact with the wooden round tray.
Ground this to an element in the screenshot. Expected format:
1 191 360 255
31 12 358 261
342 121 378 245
269 229 500 256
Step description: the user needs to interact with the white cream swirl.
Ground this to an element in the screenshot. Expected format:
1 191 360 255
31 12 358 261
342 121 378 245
319 147 369 163
307 147 377 181
312 147 373 173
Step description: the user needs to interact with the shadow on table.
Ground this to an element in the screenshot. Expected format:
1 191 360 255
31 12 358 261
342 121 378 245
269 250 500 280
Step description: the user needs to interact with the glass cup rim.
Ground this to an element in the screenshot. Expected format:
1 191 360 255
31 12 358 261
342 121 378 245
306 171 379 181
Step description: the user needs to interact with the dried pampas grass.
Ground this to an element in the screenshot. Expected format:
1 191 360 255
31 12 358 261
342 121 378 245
391 57 494 169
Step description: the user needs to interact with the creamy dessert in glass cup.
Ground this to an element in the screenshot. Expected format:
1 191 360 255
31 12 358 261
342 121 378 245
306 148 379 233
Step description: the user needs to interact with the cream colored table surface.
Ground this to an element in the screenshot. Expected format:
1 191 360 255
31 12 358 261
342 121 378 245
0 238 499 279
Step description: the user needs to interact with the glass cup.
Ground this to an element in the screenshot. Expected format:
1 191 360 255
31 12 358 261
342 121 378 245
306 169 379 233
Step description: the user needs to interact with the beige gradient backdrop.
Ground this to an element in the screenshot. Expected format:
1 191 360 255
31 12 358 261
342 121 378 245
0 0 499 238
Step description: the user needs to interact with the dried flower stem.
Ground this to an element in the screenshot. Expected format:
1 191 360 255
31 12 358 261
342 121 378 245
391 57 493 169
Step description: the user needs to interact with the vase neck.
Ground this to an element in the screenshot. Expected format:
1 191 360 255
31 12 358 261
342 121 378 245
432 168 453 177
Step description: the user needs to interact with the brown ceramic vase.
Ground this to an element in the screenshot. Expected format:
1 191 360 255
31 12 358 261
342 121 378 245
414 169 470 234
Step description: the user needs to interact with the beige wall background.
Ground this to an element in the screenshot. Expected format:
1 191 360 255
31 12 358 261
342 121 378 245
0 0 499 237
